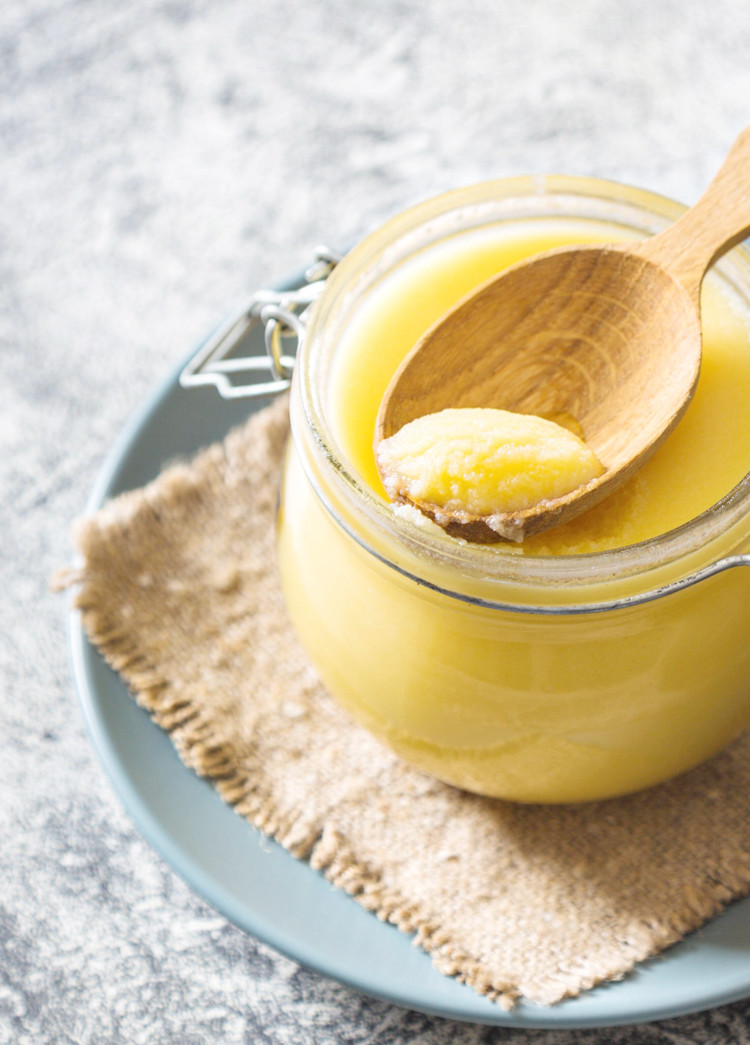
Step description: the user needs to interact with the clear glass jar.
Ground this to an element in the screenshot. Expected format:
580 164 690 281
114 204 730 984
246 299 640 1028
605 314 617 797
276 176 750 803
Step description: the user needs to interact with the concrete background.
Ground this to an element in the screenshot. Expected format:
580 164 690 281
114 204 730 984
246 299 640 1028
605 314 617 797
4 0 750 1041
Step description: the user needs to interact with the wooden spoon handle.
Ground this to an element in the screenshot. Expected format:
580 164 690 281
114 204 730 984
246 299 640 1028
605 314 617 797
633 125 750 297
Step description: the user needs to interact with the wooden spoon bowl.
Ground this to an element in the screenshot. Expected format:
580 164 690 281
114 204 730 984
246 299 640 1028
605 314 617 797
376 127 750 542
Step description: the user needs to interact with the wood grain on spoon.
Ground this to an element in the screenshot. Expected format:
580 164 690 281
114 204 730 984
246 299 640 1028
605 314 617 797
375 126 750 542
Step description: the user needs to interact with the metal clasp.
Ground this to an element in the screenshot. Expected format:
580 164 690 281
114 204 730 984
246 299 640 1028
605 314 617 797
179 247 342 399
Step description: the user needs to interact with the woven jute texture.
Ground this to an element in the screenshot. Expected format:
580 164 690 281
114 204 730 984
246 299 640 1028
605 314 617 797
66 396 750 1009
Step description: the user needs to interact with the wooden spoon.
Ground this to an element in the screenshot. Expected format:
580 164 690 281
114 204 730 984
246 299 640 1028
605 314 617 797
376 126 750 543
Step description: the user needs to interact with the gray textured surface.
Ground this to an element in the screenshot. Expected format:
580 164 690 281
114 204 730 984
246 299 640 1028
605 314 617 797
4 0 750 1041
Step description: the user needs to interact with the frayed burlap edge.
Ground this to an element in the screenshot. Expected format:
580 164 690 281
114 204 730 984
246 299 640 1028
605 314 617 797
59 555 528 1006
58 568 522 1006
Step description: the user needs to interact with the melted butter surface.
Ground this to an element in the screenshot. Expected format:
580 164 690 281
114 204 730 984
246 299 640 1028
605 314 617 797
329 219 750 554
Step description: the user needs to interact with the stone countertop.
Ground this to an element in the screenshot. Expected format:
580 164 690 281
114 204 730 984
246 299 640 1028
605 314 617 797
4 0 750 1041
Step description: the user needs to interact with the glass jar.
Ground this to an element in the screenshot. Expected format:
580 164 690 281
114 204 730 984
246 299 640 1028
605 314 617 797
276 176 750 803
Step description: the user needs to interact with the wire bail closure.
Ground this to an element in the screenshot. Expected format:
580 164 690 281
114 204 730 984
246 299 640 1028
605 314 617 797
180 247 342 399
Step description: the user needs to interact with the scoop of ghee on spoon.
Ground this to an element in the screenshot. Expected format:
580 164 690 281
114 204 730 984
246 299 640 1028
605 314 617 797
376 126 750 542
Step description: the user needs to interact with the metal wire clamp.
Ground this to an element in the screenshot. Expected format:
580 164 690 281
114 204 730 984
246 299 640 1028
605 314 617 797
179 247 342 399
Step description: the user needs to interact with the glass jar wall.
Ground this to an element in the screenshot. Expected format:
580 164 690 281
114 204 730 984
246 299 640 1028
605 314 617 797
276 177 750 802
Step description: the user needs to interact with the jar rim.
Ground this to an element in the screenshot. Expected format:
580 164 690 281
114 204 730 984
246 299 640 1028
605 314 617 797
294 174 750 609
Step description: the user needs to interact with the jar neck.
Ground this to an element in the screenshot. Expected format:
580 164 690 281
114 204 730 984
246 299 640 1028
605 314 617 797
293 176 750 611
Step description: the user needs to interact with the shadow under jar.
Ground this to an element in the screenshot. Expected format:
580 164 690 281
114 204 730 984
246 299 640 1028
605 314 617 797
276 176 750 803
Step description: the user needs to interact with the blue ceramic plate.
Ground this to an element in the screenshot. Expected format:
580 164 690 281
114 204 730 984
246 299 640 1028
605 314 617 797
69 304 750 1029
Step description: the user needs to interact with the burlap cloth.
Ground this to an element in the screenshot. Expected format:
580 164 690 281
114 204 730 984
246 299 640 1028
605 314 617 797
63 395 750 1010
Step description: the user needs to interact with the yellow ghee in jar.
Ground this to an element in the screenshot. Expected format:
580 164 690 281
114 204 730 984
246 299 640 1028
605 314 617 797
277 210 750 802
329 219 750 554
